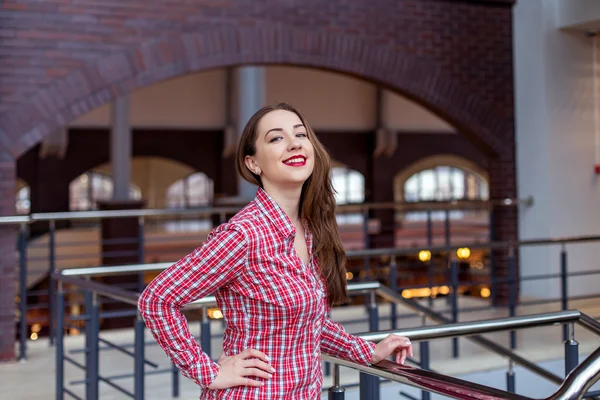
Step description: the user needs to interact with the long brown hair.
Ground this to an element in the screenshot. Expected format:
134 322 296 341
236 103 349 307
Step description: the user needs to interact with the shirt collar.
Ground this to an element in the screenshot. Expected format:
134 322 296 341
254 188 296 239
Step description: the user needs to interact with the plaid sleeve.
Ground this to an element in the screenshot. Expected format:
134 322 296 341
320 314 376 366
138 225 247 388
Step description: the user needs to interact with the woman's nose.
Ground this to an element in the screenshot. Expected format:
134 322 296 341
288 136 302 151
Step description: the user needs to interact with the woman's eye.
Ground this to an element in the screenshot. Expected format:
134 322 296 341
269 136 282 143
296 133 307 138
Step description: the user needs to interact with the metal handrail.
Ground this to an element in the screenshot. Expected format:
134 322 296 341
323 347 600 400
51 272 600 400
346 234 600 258
356 310 600 342
323 355 529 400
0 196 531 224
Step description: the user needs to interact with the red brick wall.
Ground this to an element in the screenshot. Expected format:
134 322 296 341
0 152 16 361
0 0 517 360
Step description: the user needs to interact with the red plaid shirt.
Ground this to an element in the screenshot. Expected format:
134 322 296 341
138 188 376 399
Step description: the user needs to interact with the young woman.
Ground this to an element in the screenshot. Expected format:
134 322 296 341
138 103 413 399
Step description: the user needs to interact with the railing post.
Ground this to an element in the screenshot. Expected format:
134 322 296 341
489 207 497 305
49 219 56 346
506 360 516 393
362 208 370 250
85 289 100 400
508 247 517 349
134 312 145 400
445 210 451 307
362 208 371 309
137 216 145 293
18 223 28 360
420 315 430 400
56 282 65 400
444 210 450 246
560 243 569 342
564 322 579 376
328 364 345 400
450 258 459 358
172 363 180 398
389 255 397 330
360 291 379 400
201 306 211 358
426 210 433 307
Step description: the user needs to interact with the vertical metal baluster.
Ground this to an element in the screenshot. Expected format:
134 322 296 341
506 360 515 393
489 207 497 305
90 292 100 400
135 312 145 400
426 210 433 307
328 364 345 400
420 314 430 400
360 291 379 400
560 243 569 342
137 216 145 293
201 306 211 358
56 281 65 400
19 223 28 360
564 323 579 376
451 258 459 358
508 247 517 349
49 219 56 346
390 255 397 330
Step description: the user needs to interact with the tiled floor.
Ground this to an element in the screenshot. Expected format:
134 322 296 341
1 296 599 400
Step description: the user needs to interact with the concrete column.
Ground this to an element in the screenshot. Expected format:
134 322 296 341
111 96 131 201
237 66 265 199
514 0 600 298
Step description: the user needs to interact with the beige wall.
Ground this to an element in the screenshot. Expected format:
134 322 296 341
265 66 377 130
70 66 453 133
383 90 455 133
71 70 227 128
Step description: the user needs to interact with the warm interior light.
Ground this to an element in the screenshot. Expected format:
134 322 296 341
418 250 431 262
30 332 38 340
346 272 354 280
208 308 223 319
457 247 471 259
480 288 491 298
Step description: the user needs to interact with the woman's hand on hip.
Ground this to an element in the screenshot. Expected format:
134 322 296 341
207 349 275 389
371 334 413 365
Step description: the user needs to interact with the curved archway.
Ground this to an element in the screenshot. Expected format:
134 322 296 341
3 26 508 159
394 154 489 202
69 172 142 211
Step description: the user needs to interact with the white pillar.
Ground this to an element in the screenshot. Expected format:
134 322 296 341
237 66 265 199
514 0 600 298
111 96 132 202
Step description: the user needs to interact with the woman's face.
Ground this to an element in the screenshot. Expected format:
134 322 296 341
245 109 315 190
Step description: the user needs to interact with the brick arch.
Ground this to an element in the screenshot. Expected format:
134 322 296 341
2 25 509 159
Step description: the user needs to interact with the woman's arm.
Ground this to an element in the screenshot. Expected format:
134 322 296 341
321 313 413 366
138 225 247 388
320 313 376 366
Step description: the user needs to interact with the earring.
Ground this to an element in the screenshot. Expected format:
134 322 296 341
255 168 261 175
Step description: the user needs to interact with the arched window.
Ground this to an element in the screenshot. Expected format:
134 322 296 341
331 166 365 225
69 172 142 211
404 166 488 203
332 166 365 204
401 166 488 222
166 172 214 209
16 186 30 214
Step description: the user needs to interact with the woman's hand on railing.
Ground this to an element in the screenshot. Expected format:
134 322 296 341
371 334 413 365
207 349 275 389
